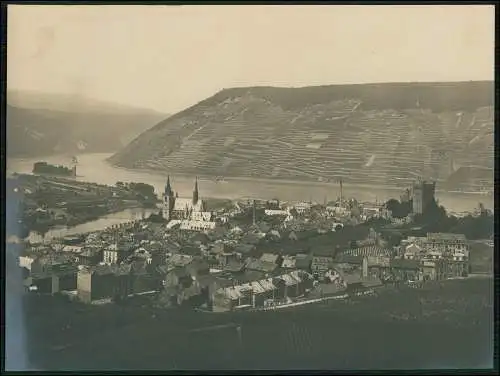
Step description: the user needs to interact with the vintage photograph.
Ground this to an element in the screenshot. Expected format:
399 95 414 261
5 4 494 371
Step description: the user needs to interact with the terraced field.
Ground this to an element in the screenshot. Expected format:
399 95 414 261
110 82 494 191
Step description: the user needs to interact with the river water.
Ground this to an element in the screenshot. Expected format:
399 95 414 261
7 153 493 240
24 208 158 242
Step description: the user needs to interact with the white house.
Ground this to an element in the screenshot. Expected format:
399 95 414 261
293 202 312 214
265 209 289 216
179 220 217 232
404 243 423 260
19 255 36 271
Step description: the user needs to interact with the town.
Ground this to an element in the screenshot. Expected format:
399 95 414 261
15 175 493 313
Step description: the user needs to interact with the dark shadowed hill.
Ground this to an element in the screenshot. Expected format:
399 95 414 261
109 81 493 191
6 91 167 158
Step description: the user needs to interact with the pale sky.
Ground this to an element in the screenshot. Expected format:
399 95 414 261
8 5 495 113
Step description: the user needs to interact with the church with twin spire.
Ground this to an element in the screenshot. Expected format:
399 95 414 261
162 176 211 222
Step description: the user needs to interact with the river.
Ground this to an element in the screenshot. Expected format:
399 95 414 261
24 207 158 243
7 153 492 215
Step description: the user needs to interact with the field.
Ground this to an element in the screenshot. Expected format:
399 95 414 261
23 277 494 371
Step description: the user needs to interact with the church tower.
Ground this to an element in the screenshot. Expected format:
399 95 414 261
192 177 199 206
164 176 175 221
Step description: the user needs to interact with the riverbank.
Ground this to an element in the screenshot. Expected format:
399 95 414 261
110 161 493 198
10 174 155 237
7 153 493 212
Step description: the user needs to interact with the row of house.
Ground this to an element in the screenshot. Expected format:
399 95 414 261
212 270 313 312
77 259 159 304
396 232 470 279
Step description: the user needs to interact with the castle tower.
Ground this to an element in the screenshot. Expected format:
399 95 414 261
192 177 199 206
163 176 175 221
411 179 436 215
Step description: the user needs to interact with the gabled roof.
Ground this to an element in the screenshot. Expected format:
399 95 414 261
215 286 242 300
405 243 423 253
260 253 279 264
246 259 277 273
280 273 299 286
250 281 266 294
234 243 255 254
281 256 296 269
258 278 276 292
224 261 246 273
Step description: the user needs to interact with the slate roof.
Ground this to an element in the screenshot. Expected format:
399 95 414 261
234 243 255 254
224 261 246 273
246 259 277 273
260 253 279 264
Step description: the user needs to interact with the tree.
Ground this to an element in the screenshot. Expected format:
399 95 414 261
385 198 411 218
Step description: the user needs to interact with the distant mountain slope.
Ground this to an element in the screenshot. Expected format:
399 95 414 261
6 90 167 158
109 81 494 191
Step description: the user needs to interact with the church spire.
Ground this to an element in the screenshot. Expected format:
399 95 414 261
165 175 173 197
192 176 199 205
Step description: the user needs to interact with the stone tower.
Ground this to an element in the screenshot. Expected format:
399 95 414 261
411 179 436 215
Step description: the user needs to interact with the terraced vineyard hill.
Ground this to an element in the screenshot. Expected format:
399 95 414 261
109 82 494 191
